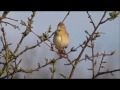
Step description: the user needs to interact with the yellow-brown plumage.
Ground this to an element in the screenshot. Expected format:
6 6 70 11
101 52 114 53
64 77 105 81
53 22 69 51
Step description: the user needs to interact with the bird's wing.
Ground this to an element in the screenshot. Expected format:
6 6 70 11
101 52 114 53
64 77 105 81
67 32 69 37
65 32 69 48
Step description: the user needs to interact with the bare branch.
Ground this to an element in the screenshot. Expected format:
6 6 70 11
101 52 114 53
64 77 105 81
68 11 107 79
94 69 120 78
87 11 96 28
97 51 106 74
59 73 67 79
62 11 70 23
64 52 115 65
91 41 95 78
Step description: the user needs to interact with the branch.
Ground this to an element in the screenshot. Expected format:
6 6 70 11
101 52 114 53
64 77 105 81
1 21 20 30
68 11 107 79
31 30 58 54
0 11 10 22
14 11 36 55
1 27 9 78
100 17 111 24
13 36 24 55
59 73 67 79
94 69 120 78
65 51 115 65
16 57 61 74
16 40 43 57
62 11 70 23
97 51 106 75
91 41 95 78
5 17 18 21
87 11 96 28
67 44 82 55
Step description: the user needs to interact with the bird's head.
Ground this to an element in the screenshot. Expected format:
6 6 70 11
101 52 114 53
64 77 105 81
57 22 66 32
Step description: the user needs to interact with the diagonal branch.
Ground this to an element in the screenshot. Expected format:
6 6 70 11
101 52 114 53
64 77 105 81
62 11 70 23
87 11 96 28
94 69 120 78
68 11 107 79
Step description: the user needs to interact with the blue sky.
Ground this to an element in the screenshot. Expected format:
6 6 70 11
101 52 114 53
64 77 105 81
0 11 120 78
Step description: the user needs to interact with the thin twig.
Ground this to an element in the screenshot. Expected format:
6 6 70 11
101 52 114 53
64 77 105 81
91 41 95 78
1 21 20 30
31 30 58 53
14 11 36 55
62 11 70 23
59 73 67 79
65 52 113 65
1 25 10 78
94 69 120 78
87 11 96 28
14 36 24 54
5 17 18 21
97 51 106 74
100 17 111 24
17 57 61 74
51 62 56 79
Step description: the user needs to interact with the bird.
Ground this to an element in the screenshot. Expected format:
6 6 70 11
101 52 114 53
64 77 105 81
53 22 69 55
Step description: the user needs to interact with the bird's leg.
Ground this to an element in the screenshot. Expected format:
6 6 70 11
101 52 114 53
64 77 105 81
55 45 66 57
57 49 67 57
63 49 67 54
62 49 68 57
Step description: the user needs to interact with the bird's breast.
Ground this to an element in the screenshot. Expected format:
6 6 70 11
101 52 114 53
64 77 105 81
54 35 61 44
53 31 69 50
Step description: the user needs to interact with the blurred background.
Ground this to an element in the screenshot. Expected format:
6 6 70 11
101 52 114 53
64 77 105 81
0 11 119 78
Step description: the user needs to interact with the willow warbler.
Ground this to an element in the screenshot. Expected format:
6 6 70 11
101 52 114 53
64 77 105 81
53 22 69 53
